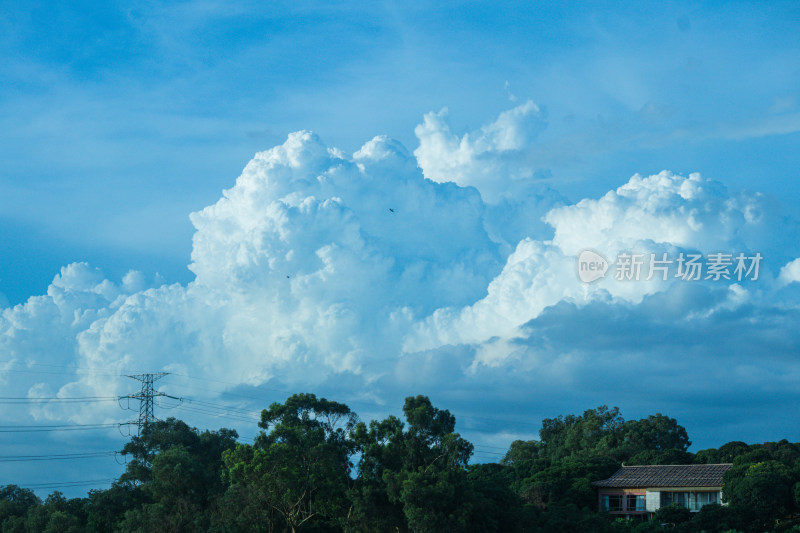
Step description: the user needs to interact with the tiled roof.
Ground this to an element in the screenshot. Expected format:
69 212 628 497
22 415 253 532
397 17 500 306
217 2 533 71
592 464 732 488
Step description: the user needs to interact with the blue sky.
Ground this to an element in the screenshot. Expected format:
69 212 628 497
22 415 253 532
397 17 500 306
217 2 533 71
1 1 800 496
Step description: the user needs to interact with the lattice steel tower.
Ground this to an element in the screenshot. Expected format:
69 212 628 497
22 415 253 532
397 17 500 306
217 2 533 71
123 372 176 435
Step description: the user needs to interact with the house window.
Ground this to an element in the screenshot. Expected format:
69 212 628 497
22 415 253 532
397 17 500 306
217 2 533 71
661 491 687 507
601 494 623 512
626 494 646 512
661 491 719 511
696 492 719 509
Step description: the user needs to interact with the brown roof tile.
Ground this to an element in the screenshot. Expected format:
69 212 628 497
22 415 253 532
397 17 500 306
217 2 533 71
592 464 732 488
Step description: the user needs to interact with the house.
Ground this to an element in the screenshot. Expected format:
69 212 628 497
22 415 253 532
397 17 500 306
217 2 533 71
592 464 732 518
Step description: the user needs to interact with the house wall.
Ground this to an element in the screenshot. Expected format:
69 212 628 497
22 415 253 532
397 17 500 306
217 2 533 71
645 490 659 512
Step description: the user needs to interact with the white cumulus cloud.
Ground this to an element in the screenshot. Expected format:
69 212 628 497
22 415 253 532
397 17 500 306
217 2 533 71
7 129 513 421
0 104 796 442
779 258 800 285
414 100 545 204
406 170 775 361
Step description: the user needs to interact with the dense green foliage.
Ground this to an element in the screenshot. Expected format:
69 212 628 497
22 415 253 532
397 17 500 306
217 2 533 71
2 397 799 532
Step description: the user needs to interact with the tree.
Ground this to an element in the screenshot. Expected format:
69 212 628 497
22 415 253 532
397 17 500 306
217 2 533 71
0 485 40 529
208 482 273 533
515 455 619 510
382 396 474 532
627 448 694 466
348 395 478 532
538 406 625 461
723 460 796 530
501 439 543 467
24 492 87 533
348 415 407 531
120 418 236 484
138 445 209 531
86 484 145 533
464 463 527 532
655 502 692 525
619 414 691 460
689 503 738 533
223 393 357 533
694 441 751 464
115 418 238 532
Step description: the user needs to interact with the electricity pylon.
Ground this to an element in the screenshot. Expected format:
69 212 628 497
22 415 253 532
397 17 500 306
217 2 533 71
121 373 180 435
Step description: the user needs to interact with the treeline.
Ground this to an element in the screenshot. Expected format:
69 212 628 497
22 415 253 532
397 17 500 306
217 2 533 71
1 394 799 532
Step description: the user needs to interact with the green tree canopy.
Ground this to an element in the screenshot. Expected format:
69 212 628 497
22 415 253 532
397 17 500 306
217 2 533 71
223 393 358 533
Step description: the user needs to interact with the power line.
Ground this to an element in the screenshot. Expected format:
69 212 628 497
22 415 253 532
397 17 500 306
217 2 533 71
0 360 539 430
0 396 117 404
0 423 120 433
166 371 290 395
0 359 143 377
0 451 117 462
472 450 506 457
472 444 510 450
169 404 259 424
0 365 522 497
0 365 519 447
0 358 541 433
0 368 120 378
184 398 262 416
22 479 117 490
159 377 287 406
